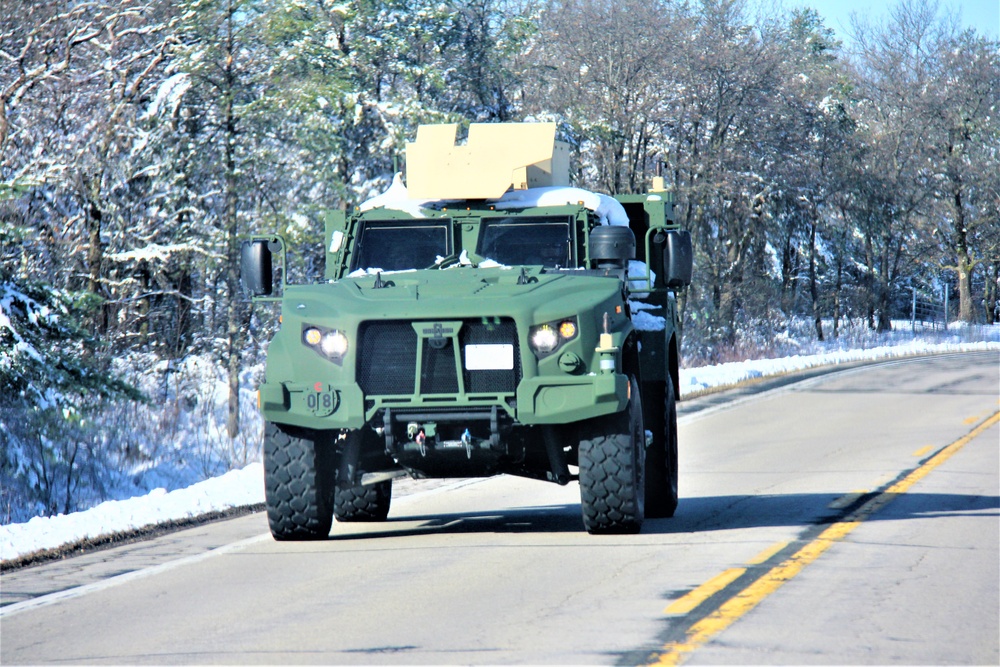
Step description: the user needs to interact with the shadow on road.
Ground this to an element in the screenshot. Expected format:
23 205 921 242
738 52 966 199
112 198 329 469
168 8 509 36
644 491 999 535
328 504 584 540
326 491 999 540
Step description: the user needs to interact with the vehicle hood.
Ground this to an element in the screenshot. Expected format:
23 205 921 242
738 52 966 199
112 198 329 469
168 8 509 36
282 267 623 323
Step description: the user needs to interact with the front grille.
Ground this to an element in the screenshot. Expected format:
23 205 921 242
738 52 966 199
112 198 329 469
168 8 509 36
357 318 521 398
358 321 417 395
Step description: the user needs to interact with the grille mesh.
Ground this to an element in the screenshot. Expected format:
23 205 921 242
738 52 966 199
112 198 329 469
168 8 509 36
357 321 417 395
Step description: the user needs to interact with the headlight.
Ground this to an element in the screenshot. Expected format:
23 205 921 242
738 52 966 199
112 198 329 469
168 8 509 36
529 317 578 358
302 324 348 363
531 325 559 355
320 330 348 357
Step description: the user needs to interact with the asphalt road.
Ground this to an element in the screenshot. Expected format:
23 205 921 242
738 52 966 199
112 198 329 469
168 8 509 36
2 351 998 665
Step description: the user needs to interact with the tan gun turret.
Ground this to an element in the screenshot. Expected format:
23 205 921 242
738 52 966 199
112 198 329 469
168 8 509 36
405 123 570 200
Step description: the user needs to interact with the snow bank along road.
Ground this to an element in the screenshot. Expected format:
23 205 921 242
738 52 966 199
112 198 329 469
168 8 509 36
1 352 997 665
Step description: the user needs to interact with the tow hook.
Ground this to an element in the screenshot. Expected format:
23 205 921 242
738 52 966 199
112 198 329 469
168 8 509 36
461 429 473 459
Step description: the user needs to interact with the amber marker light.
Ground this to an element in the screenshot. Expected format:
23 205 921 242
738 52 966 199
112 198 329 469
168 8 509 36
559 320 577 339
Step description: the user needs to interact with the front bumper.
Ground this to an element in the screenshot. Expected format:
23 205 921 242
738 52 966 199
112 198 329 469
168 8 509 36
258 372 628 430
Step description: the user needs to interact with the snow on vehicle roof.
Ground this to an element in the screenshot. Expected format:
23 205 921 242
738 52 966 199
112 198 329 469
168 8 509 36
360 173 630 227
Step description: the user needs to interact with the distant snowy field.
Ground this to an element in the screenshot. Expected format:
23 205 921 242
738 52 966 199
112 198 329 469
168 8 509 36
3 327 998 563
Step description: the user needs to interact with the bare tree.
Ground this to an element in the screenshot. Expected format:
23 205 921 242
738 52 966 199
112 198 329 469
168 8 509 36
924 30 1000 322
846 0 948 331
524 0 679 194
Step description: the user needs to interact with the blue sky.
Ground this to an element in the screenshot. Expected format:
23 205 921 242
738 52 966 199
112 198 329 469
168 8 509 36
780 0 999 42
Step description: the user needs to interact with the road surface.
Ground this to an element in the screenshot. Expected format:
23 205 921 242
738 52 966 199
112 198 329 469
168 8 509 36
2 351 998 664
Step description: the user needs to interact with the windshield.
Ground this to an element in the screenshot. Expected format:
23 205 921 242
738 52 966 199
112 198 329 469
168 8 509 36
352 219 451 272
477 217 573 267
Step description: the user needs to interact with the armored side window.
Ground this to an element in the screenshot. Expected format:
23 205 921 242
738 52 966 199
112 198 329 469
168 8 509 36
477 216 573 268
352 219 452 272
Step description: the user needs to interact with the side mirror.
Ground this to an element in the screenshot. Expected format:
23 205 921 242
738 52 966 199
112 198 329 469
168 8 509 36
240 239 273 297
663 230 693 288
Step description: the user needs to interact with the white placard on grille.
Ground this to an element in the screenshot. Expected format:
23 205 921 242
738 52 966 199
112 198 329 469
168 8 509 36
465 344 514 370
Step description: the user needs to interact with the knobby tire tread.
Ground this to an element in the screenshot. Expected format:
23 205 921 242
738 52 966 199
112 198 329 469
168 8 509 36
645 377 679 518
334 480 392 522
264 422 335 540
579 377 645 534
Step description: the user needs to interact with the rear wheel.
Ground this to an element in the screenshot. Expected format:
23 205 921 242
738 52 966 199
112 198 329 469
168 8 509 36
579 376 645 534
645 377 679 518
263 423 335 540
334 481 392 522
334 428 392 522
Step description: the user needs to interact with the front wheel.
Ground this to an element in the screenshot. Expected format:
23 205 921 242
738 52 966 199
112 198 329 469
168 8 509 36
579 376 645 534
263 423 336 540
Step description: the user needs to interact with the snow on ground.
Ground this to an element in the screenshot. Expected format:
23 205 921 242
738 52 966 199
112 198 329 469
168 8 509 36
1 465 265 563
679 339 1000 394
2 334 998 563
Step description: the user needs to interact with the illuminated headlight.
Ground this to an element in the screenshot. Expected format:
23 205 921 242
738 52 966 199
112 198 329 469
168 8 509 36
320 330 348 357
302 324 348 363
529 317 578 358
531 325 559 354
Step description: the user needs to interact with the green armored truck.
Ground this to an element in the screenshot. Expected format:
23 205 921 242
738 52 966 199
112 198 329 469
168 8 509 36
241 123 693 537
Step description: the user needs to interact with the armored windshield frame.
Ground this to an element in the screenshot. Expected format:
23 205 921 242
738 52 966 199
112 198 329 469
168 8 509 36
351 218 453 273
476 215 576 268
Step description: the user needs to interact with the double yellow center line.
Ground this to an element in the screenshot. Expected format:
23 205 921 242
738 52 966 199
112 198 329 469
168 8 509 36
646 411 1000 666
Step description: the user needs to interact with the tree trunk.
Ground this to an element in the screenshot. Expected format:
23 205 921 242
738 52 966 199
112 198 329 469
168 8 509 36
0 95 7 154
956 256 975 324
951 181 976 323
985 261 998 325
63 440 80 516
223 0 243 440
779 225 798 315
174 259 193 356
876 236 892 333
809 220 823 341
864 231 876 330
138 259 150 346
86 185 106 336
832 260 842 339
717 236 741 346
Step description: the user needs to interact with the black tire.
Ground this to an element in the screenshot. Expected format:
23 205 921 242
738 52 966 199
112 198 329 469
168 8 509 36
263 422 335 540
334 480 392 522
333 428 392 522
579 376 645 534
645 377 679 518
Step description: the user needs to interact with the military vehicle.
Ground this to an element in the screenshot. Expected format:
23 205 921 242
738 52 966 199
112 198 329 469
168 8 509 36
241 122 692 537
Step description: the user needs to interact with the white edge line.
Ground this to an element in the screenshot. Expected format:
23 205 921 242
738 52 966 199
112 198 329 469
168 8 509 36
1 477 492 619
0 533 272 619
